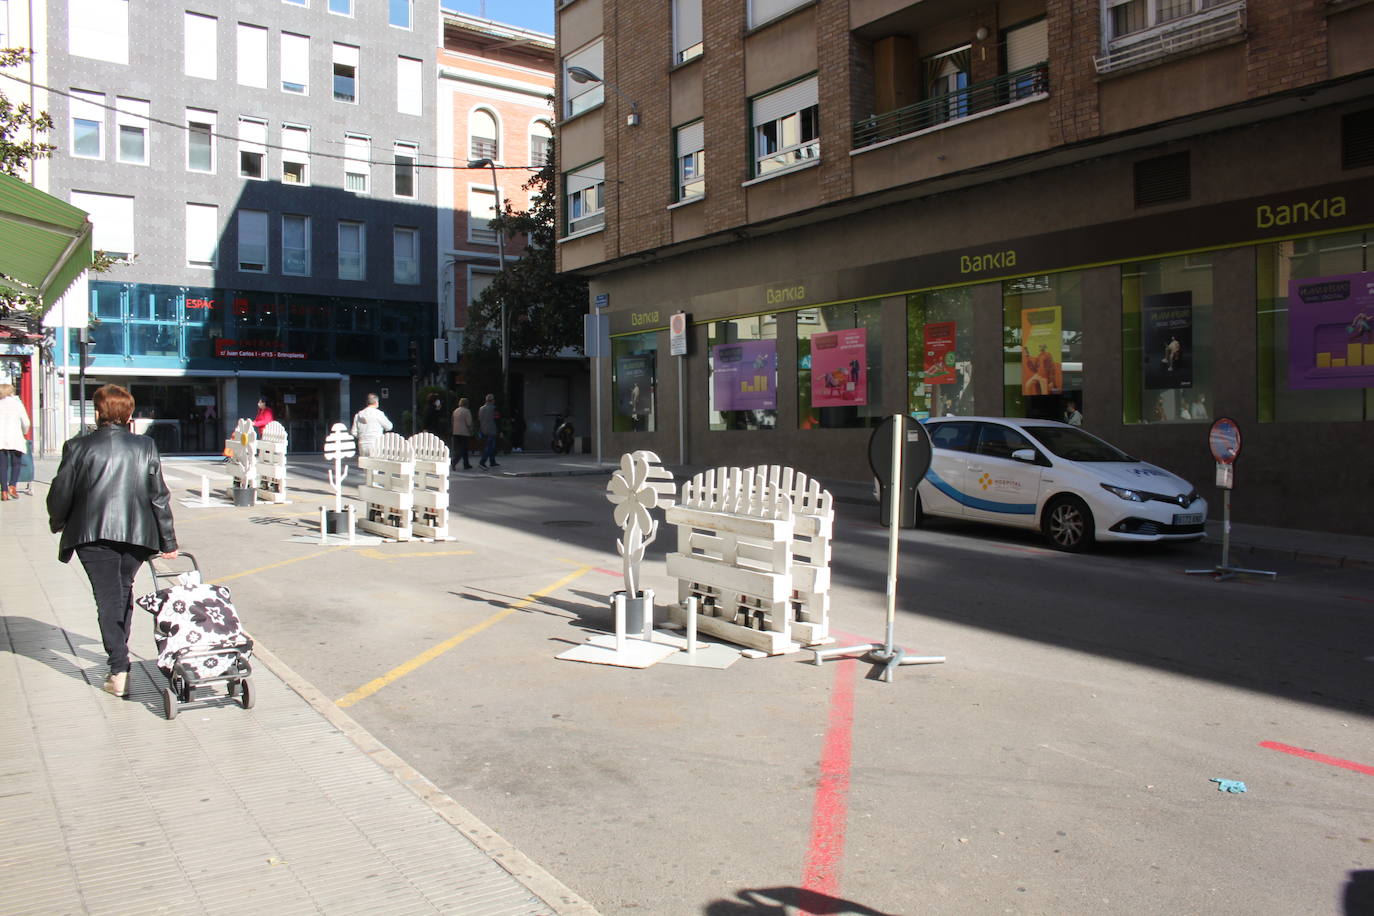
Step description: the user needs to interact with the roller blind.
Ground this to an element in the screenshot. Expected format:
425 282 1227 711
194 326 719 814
1005 19 1048 71
72 191 134 257
676 121 704 154
674 0 702 58
281 33 310 92
397 57 422 115
185 203 218 266
752 76 817 125
184 13 217 79
566 161 604 194
237 23 267 87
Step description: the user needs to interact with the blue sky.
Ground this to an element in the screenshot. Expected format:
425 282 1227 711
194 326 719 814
441 0 555 36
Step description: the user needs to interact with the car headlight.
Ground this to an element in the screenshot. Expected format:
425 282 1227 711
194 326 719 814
1101 483 1145 502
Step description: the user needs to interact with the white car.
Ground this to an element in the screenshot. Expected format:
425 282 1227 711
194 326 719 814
913 416 1207 552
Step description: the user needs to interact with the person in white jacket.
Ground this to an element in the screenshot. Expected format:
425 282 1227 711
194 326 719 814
349 392 392 457
0 382 32 501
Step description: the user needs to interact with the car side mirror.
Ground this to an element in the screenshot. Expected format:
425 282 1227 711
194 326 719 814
1011 448 1037 464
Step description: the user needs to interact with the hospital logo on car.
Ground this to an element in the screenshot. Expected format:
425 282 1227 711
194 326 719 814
978 473 1021 491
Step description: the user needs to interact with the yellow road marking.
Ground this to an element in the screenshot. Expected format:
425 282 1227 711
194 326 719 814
356 547 475 560
335 564 594 708
210 547 349 585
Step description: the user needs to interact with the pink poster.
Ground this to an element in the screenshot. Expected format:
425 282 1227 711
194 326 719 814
810 328 868 407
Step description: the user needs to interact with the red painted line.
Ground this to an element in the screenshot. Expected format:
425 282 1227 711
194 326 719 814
800 657 858 906
1342 594 1374 604
594 568 623 578
1260 741 1374 775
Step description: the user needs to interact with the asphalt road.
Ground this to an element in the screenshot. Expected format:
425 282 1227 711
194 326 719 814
162 460 1374 916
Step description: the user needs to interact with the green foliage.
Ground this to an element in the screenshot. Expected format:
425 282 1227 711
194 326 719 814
0 49 55 179
463 146 588 361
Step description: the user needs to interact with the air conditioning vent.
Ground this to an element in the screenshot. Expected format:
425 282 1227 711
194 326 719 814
1342 109 1374 170
1134 152 1190 208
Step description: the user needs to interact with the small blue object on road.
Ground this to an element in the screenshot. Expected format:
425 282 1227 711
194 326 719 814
1210 778 1248 793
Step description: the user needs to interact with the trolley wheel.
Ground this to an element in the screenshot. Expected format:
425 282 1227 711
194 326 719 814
239 678 255 709
162 687 178 720
227 679 239 698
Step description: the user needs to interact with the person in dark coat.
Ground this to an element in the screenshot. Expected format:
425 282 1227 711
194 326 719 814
47 384 179 699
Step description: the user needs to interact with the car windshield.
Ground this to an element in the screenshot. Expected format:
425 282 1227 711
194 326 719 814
1024 426 1135 462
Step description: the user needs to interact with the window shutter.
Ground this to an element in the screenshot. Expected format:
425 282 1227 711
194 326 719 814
1341 109 1374 170
1005 19 1048 71
70 89 105 124
677 121 704 154
1133 152 1190 207
567 161 605 195
184 13 217 79
239 118 266 154
238 24 267 87
282 125 309 153
333 43 359 68
397 57 422 115
72 191 135 256
281 33 310 91
752 77 817 126
238 210 268 270
185 203 218 266
674 0 702 58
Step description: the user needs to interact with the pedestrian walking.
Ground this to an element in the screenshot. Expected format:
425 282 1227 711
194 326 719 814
350 393 393 458
46 384 179 699
478 393 500 469
0 383 31 501
252 397 275 435
450 397 473 470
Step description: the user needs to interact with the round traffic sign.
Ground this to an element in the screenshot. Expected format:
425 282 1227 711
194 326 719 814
1208 416 1241 465
868 415 932 486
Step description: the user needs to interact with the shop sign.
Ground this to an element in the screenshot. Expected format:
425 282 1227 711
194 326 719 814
214 338 307 360
811 328 867 407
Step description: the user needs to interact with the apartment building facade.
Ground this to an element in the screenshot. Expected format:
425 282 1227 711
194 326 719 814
28 0 438 454
556 0 1374 535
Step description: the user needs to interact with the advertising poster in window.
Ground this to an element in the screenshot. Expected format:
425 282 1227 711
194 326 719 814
923 321 957 385
1020 306 1062 395
1286 272 1374 389
712 340 776 411
615 354 655 429
1142 291 1193 390
810 328 868 407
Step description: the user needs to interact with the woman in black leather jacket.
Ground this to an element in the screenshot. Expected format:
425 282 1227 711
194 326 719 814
47 384 179 699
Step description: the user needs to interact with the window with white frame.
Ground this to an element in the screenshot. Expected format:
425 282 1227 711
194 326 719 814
394 142 417 198
563 40 603 118
389 0 412 29
675 121 704 201
71 191 134 260
281 32 309 94
282 124 309 184
238 117 267 179
237 23 268 88
283 0 306 6
393 227 419 285
185 203 218 268
924 47 971 122
530 120 553 166
186 108 215 172
564 161 604 235
184 12 217 79
470 269 496 315
1005 18 1048 99
397 57 422 115
673 0 703 63
69 90 105 160
115 97 148 165
328 0 352 15
1104 0 1232 42
752 77 818 177
344 133 370 193
338 221 365 280
470 109 498 161
469 187 497 244
749 0 806 29
333 43 358 103
68 0 128 65
238 209 268 272
282 214 310 276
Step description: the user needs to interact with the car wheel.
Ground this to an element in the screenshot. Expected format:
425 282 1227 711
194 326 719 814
912 492 925 527
1042 495 1094 552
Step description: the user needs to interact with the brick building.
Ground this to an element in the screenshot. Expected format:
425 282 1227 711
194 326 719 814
555 0 1374 535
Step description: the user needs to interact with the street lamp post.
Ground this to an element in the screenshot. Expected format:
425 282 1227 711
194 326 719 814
466 157 508 416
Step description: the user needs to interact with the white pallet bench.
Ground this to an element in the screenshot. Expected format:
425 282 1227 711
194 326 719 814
747 465 834 646
255 420 290 504
357 432 415 541
408 432 453 540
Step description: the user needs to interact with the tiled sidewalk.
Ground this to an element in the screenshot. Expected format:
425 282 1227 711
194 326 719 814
0 492 595 916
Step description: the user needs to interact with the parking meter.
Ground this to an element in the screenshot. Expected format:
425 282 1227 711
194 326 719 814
868 415 932 528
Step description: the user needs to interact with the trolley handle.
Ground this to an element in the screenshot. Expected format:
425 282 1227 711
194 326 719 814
146 550 200 584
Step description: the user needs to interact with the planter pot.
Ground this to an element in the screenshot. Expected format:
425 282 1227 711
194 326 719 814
231 486 256 507
325 509 349 534
613 589 655 634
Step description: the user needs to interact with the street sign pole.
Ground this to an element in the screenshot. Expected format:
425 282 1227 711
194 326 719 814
1186 416 1275 581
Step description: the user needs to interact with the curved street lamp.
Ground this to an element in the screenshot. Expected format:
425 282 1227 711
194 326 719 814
466 157 509 415
566 66 640 126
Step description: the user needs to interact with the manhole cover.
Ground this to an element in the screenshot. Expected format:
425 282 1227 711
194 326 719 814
543 519 595 528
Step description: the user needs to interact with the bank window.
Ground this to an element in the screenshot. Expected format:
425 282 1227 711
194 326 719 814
282 214 310 276
908 287 976 418
338 220 365 280
1122 254 1214 424
186 108 215 172
1002 272 1085 422
70 89 105 160
115 97 148 165
282 124 310 184
565 161 605 235
238 209 268 273
184 12 216 80
563 40 603 118
612 332 658 433
708 315 778 431
798 301 883 430
751 76 818 178
1257 232 1374 423
675 121 704 202
238 117 267 179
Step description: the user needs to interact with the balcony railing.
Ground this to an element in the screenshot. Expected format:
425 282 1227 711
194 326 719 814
853 64 1049 150
1093 1 1246 75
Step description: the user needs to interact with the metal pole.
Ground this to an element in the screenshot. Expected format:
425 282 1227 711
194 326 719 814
1221 488 1231 570
885 413 901 652
678 356 686 466
77 329 87 433
594 353 602 466
489 161 510 420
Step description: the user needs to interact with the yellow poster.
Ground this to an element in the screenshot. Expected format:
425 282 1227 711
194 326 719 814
1021 306 1063 395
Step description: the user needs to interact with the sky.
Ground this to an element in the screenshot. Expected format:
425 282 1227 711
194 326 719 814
441 0 555 36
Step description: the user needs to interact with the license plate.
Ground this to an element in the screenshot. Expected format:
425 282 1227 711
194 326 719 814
1173 513 1203 525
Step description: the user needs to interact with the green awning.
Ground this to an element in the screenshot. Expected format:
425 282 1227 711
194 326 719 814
0 171 93 308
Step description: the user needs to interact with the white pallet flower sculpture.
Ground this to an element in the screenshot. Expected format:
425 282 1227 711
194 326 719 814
320 423 357 543
666 466 799 655
224 418 257 497
254 420 290 503
357 432 415 541
408 432 453 540
606 450 677 603
749 465 834 646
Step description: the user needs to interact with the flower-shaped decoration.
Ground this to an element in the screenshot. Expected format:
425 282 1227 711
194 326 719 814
605 451 677 597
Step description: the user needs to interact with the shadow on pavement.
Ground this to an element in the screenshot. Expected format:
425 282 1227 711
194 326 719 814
703 886 895 915
1347 870 1374 915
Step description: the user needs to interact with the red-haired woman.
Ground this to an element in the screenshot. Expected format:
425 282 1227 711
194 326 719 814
47 384 179 698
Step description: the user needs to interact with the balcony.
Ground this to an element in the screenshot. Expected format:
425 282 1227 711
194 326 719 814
853 64 1049 150
1094 1 1246 75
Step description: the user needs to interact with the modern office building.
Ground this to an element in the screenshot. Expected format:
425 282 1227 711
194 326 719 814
556 0 1374 534
28 0 438 454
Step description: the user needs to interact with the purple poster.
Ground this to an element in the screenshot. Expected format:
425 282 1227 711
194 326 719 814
1287 272 1374 390
712 339 777 411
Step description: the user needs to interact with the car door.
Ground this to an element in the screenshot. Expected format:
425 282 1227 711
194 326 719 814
919 420 979 518
961 422 1045 529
